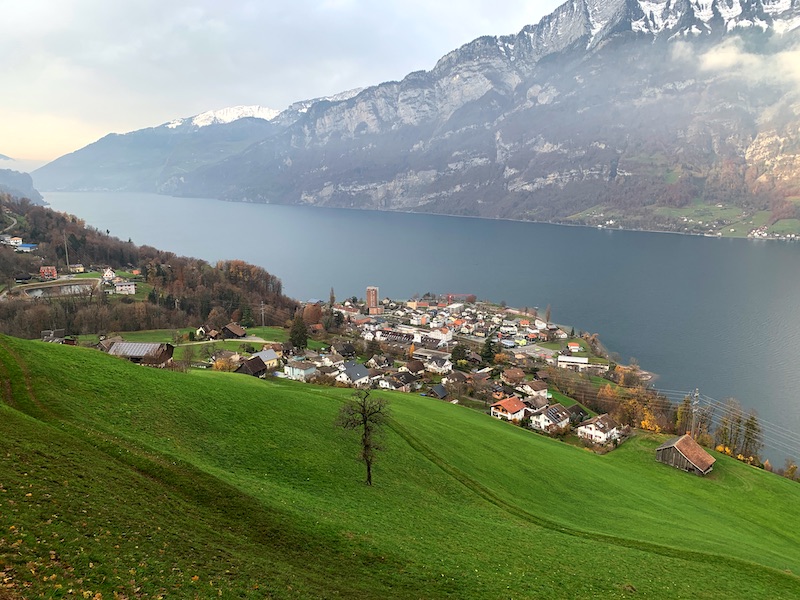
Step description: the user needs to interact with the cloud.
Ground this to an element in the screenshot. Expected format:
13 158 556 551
691 37 800 89
0 0 562 160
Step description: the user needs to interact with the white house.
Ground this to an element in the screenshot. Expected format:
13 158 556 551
284 361 317 382
335 361 371 387
490 397 529 422
529 403 570 432
114 281 136 295
557 354 610 374
576 414 620 445
319 353 345 369
557 355 589 371
424 357 453 375
425 327 453 343
517 380 548 402
102 268 116 283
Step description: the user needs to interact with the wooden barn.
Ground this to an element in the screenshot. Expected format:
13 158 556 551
655 434 716 476
107 342 174 367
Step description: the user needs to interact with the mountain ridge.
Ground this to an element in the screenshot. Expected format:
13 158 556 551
33 0 800 233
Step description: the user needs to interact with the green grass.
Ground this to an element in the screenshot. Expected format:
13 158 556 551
1 336 800 598
720 211 774 238
233 325 326 350
548 389 585 410
769 219 800 235
652 200 744 222
243 325 288 342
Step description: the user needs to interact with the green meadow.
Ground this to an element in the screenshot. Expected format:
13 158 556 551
1 336 800 598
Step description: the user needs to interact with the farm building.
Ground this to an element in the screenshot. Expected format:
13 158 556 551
222 322 247 339
655 434 716 476
107 342 174 367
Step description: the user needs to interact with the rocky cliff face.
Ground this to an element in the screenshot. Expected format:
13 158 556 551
34 0 800 227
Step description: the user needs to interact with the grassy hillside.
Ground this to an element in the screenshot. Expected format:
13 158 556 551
2 336 800 598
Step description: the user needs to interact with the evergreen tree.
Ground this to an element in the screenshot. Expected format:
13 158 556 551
289 312 308 349
741 410 763 459
241 304 255 328
480 338 495 364
366 338 382 357
450 344 467 362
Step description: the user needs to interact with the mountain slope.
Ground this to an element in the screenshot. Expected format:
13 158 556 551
32 113 279 193
2 335 800 598
34 0 800 231
0 168 43 202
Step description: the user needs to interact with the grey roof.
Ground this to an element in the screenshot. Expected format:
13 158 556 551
252 349 279 362
343 361 370 381
430 384 448 398
287 361 316 371
108 342 166 359
579 413 619 432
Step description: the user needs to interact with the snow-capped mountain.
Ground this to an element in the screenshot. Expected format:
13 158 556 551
165 105 281 129
33 0 800 227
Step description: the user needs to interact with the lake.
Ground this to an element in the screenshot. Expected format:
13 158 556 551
44 191 800 461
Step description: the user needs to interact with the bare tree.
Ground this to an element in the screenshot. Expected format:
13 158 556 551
335 389 389 486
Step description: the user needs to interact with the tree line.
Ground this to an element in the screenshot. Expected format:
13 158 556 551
545 365 764 464
0 196 297 338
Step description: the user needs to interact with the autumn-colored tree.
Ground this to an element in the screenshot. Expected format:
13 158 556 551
597 384 619 412
640 407 662 433
213 357 236 372
303 303 323 324
784 458 798 481
675 395 693 435
206 306 228 329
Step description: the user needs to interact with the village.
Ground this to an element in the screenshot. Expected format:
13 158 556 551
49 283 714 476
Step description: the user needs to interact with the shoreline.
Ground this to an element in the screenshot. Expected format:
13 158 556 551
42 191 794 243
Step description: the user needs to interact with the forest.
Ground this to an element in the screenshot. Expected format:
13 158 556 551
0 194 297 338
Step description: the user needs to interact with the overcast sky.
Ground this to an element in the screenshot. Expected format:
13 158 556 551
0 1 563 166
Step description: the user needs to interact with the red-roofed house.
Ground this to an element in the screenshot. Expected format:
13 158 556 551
490 396 528 422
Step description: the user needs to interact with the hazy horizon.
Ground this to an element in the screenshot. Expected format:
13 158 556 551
1 1 562 165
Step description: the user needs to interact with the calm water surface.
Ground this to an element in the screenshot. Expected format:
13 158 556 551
44 192 800 460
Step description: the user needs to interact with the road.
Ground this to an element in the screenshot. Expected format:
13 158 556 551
1 214 17 234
